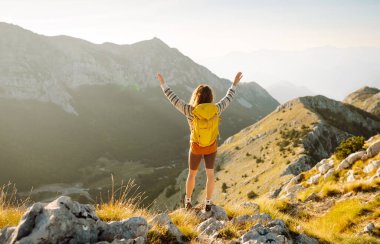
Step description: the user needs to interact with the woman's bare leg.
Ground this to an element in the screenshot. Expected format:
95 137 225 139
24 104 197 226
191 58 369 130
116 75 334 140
186 152 202 199
204 151 217 200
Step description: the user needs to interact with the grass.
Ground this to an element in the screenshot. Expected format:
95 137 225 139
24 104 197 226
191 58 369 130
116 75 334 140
217 222 239 240
223 203 258 219
95 176 153 222
169 209 200 240
0 183 29 229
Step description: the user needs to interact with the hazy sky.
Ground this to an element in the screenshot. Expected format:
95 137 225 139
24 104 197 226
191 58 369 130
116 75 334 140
1 0 380 62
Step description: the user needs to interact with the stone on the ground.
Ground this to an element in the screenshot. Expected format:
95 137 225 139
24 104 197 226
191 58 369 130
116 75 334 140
239 222 290 244
232 213 271 226
0 227 15 244
196 218 225 237
317 159 334 174
324 168 335 181
9 196 99 244
307 173 321 184
98 217 148 242
198 205 229 221
366 141 380 158
337 151 366 171
149 213 186 243
364 223 375 233
363 160 380 173
346 170 355 183
294 233 319 244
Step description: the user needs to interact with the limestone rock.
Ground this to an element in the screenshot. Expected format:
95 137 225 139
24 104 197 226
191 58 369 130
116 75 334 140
294 233 319 244
232 213 272 225
239 222 290 244
0 227 15 244
324 168 335 181
337 151 366 171
198 205 229 221
317 159 334 174
364 223 375 233
9 196 99 244
98 217 148 243
308 173 321 184
149 213 186 243
346 170 355 183
366 141 380 158
240 202 260 214
363 160 380 173
196 218 225 237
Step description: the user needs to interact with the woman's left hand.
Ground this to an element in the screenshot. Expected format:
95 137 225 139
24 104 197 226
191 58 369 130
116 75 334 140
156 73 165 85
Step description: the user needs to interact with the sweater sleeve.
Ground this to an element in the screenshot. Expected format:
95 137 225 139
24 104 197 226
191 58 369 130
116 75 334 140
161 83 193 118
216 84 237 115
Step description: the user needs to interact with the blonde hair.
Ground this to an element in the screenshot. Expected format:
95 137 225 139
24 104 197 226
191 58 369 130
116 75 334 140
189 84 214 107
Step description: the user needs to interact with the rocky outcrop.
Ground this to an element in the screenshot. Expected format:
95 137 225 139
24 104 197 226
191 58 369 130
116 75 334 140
149 213 186 243
0 196 148 244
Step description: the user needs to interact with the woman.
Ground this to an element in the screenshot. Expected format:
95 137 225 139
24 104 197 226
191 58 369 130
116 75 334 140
156 72 242 211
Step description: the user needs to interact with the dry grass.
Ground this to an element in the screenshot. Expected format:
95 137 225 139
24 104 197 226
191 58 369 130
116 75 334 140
343 179 380 193
0 183 30 229
96 176 153 222
169 209 201 240
223 203 258 219
217 222 240 240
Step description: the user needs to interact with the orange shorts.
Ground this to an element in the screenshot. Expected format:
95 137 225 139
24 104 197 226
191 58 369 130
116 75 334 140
190 140 217 155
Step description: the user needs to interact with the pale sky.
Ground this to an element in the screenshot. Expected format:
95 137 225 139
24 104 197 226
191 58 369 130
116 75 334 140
1 0 380 62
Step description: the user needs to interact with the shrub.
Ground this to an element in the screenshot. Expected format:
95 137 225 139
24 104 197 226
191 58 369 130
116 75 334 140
247 191 258 199
335 136 365 160
222 183 228 193
246 152 251 157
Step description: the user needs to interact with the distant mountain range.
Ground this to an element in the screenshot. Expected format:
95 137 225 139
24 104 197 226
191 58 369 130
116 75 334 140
0 22 279 202
201 47 380 101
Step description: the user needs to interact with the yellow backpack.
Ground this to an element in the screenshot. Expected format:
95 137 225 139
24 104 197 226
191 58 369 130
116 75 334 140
190 103 220 147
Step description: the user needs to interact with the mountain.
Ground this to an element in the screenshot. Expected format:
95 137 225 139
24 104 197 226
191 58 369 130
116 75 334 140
265 81 315 103
343 86 380 117
200 47 380 101
0 22 279 203
154 92 380 209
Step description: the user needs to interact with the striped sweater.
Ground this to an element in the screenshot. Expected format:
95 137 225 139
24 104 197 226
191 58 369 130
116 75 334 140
160 83 237 126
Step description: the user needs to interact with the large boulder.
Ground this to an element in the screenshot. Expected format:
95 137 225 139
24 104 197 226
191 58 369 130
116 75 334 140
196 218 225 238
8 196 99 244
1 196 148 244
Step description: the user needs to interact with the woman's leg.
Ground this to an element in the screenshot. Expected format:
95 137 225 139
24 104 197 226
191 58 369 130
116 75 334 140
186 151 202 199
204 151 217 200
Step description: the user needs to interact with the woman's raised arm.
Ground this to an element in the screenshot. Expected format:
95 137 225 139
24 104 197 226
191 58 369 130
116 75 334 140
216 72 242 114
156 73 193 118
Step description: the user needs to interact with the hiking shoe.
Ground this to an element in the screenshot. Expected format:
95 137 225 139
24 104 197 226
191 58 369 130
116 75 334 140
205 199 213 212
185 197 192 210
185 202 192 210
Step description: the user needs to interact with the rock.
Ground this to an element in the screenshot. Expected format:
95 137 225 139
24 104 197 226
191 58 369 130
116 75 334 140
363 160 380 173
282 155 314 176
198 205 229 221
364 223 375 233
294 233 319 244
305 192 319 202
307 173 321 184
9 196 100 244
317 159 334 174
98 217 148 243
196 218 225 237
149 213 186 243
346 170 355 183
268 185 283 199
240 202 260 213
239 222 290 244
324 168 335 181
366 141 380 158
337 151 366 171
369 167 380 181
97 237 145 244
232 213 271 226
0 227 15 244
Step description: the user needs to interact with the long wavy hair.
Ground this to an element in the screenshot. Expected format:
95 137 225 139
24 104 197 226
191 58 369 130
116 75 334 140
189 84 214 107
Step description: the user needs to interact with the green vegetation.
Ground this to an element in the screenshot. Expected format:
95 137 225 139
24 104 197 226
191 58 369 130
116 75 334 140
247 191 258 199
335 136 365 160
222 183 229 193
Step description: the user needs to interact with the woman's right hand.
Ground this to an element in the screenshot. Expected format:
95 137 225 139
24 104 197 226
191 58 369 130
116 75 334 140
233 72 243 86
156 72 165 86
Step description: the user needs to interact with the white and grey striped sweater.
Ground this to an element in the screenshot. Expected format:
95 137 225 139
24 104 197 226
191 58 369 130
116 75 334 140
160 83 237 126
